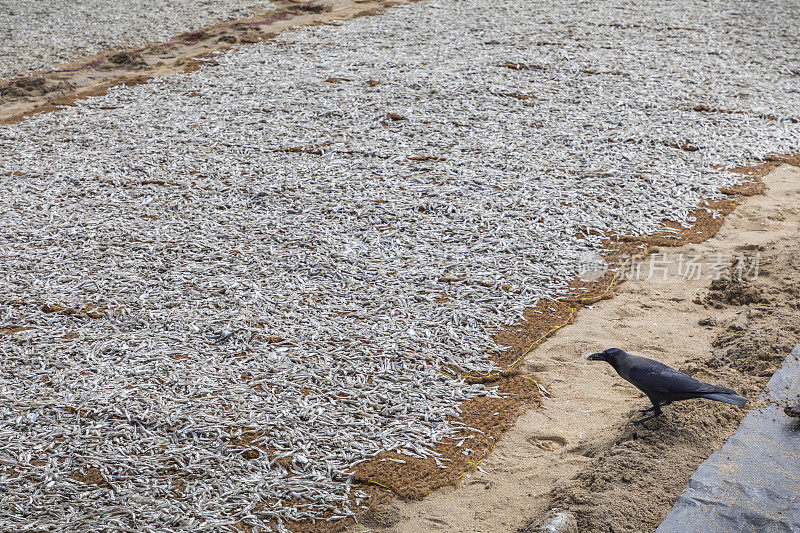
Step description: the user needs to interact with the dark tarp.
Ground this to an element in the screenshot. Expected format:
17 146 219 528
657 344 800 533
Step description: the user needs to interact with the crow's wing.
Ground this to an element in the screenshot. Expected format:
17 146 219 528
627 364 723 395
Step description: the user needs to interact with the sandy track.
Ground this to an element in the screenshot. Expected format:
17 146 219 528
0 0 407 125
0 0 273 80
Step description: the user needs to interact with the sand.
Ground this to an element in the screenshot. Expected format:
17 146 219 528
349 164 800 532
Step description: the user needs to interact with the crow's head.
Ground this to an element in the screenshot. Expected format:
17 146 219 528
587 347 625 363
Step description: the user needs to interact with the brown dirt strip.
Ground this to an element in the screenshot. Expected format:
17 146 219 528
0 0 416 126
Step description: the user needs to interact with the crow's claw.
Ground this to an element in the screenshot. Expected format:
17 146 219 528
632 410 662 426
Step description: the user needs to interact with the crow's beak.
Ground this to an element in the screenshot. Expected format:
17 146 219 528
587 352 605 361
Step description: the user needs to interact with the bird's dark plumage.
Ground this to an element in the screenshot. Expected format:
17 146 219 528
587 348 747 425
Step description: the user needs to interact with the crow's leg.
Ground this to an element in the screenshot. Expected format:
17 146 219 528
632 412 660 426
638 397 662 413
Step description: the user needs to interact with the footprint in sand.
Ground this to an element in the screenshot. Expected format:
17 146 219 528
526 434 567 452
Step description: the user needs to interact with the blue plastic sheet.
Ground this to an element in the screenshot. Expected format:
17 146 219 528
658 345 800 533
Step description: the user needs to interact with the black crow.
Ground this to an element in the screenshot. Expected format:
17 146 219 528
587 348 747 425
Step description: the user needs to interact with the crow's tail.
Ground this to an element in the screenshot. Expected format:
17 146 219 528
702 392 748 406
